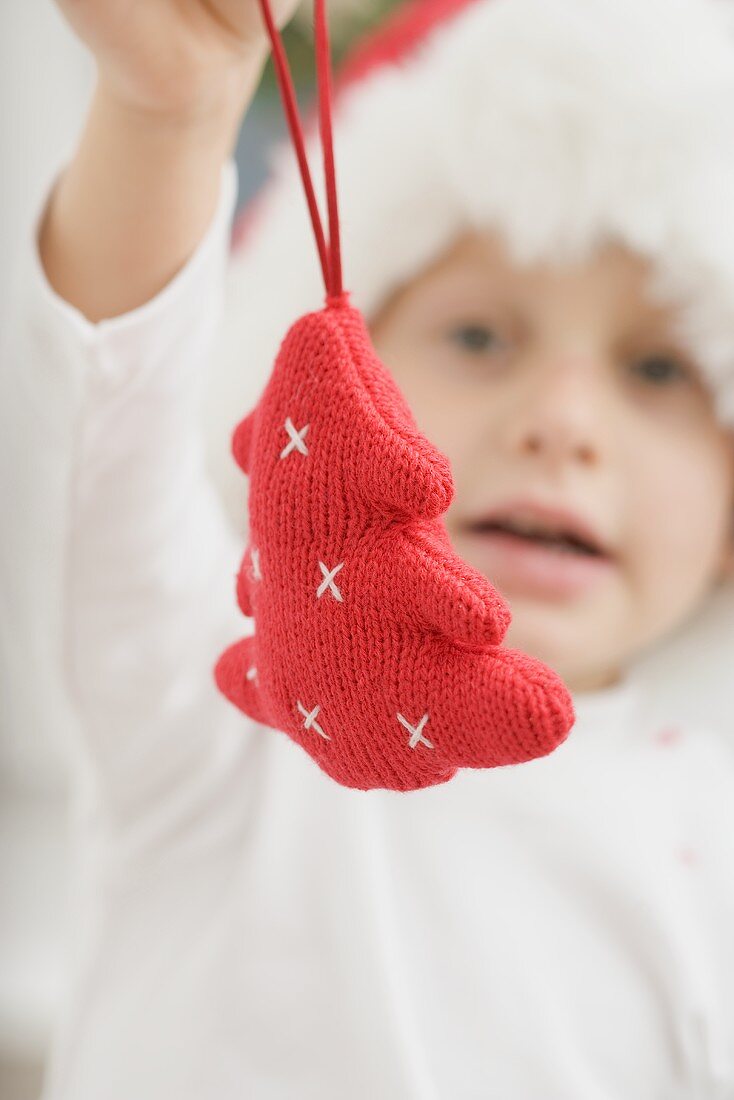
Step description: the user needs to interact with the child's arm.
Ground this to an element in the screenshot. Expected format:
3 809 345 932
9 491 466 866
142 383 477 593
39 0 298 321
1 0 297 831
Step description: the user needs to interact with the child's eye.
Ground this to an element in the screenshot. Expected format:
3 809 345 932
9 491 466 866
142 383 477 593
447 323 503 353
630 354 690 386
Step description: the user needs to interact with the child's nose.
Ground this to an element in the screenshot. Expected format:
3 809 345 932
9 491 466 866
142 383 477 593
518 425 597 468
505 360 606 470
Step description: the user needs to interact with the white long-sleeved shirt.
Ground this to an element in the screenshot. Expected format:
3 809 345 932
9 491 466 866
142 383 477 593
3 158 734 1100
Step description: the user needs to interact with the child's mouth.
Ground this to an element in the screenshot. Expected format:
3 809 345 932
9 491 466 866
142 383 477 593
462 518 616 600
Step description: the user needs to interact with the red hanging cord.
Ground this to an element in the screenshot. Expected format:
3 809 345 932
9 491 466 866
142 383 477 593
256 0 329 290
314 0 342 298
256 0 344 301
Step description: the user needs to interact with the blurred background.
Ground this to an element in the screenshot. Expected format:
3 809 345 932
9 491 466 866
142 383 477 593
0 2 397 1096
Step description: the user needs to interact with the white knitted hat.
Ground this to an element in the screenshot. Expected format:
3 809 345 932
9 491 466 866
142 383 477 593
205 0 734 725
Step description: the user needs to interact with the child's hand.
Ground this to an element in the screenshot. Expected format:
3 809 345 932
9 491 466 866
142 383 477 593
55 0 301 122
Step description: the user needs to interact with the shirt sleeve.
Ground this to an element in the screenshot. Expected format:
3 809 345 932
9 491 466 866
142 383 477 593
0 157 258 834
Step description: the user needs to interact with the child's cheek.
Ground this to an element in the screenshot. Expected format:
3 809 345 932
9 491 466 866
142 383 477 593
628 433 731 615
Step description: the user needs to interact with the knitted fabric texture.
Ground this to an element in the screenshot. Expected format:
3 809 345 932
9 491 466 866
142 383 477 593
214 296 575 791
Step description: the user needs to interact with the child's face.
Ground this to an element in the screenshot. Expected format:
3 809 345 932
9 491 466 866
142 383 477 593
370 231 734 692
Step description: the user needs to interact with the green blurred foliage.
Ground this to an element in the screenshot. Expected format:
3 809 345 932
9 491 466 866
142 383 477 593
260 0 402 90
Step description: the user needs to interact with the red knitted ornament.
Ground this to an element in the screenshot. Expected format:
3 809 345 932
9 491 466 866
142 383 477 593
214 0 576 791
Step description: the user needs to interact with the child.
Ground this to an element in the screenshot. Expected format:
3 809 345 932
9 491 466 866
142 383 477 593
4 0 734 1094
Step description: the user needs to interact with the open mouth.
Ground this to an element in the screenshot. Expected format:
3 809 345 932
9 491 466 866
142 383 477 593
469 517 607 558
462 506 615 599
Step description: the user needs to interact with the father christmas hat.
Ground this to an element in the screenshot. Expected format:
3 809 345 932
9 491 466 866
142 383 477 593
215 0 734 444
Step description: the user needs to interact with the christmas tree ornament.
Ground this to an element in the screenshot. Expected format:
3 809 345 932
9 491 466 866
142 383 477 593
213 0 575 791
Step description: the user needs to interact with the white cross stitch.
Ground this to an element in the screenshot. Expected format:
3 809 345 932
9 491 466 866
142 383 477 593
250 546 262 581
246 666 257 681
397 712 433 750
297 701 330 740
316 560 344 601
280 417 309 459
